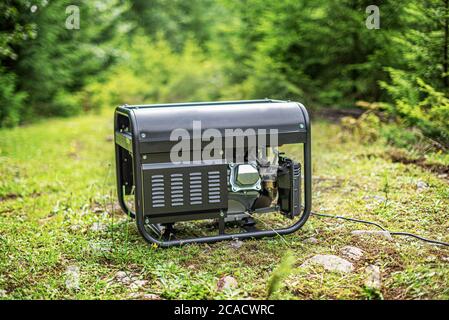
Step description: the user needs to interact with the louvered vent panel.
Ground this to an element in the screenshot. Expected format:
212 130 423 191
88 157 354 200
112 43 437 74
143 163 227 216
189 172 203 205
170 173 184 207
207 171 221 203
150 174 165 208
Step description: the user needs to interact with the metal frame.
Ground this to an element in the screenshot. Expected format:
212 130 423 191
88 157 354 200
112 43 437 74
114 102 311 247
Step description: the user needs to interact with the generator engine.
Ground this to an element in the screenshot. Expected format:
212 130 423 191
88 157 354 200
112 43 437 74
226 151 300 221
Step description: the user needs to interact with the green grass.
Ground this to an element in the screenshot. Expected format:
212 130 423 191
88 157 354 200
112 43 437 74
0 111 448 300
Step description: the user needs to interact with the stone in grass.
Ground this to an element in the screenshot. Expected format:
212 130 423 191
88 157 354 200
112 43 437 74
301 254 354 273
340 246 364 261
141 293 162 300
115 271 133 285
0 289 7 298
230 239 243 249
217 275 238 291
303 237 319 244
351 230 393 240
363 195 386 203
116 271 128 279
115 271 147 289
365 265 381 290
128 292 162 300
90 222 106 232
65 265 80 291
129 279 148 290
416 181 429 192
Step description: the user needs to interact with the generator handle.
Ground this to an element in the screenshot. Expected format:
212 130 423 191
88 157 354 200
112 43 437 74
115 109 136 219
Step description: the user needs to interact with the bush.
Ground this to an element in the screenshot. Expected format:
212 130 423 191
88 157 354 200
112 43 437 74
380 125 420 149
0 70 26 127
84 35 226 109
340 112 381 144
52 90 82 117
380 68 449 149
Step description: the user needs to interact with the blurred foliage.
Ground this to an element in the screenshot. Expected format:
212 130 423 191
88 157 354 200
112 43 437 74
267 250 294 298
84 35 225 109
0 0 448 146
0 67 26 127
0 0 125 125
341 112 381 144
380 69 449 148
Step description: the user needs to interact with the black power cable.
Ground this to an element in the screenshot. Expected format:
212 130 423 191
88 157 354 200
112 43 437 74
310 211 449 247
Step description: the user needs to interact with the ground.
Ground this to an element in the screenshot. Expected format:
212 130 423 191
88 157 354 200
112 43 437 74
0 110 448 300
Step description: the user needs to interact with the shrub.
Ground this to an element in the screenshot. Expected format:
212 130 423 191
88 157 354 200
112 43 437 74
340 112 381 144
380 125 420 149
83 35 225 109
0 70 26 127
380 68 449 149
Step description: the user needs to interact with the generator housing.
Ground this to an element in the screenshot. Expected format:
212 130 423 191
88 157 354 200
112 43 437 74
114 100 311 247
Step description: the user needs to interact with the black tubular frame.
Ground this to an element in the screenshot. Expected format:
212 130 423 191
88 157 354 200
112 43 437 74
114 102 312 247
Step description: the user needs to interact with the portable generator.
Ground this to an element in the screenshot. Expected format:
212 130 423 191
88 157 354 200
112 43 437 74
114 99 311 247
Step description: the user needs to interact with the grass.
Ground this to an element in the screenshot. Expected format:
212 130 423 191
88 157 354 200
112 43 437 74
0 110 448 300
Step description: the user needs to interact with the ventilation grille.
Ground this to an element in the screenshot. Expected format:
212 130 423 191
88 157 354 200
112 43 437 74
170 173 184 207
208 171 221 203
145 165 227 213
189 172 203 205
150 175 165 208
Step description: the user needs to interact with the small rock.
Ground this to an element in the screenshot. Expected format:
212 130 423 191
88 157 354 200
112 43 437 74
0 289 7 298
416 181 428 191
373 195 386 203
91 222 106 232
92 207 104 214
352 230 393 240
129 292 162 300
230 239 243 249
303 237 319 244
65 265 80 290
121 276 133 285
442 256 449 262
70 224 81 231
301 254 354 273
130 279 148 290
363 195 385 203
437 173 448 179
115 271 134 284
116 271 127 279
340 246 364 261
127 292 139 299
141 293 162 300
365 265 381 290
217 275 238 291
